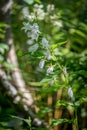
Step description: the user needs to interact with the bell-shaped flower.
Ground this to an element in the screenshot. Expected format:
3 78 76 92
63 67 67 76
46 50 51 60
68 87 75 102
39 59 45 69
27 39 34 45
22 22 32 33
28 44 38 54
46 66 53 75
41 37 49 49
30 23 40 41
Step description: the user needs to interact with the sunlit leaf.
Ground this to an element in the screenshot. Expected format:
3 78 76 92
0 43 9 51
23 0 34 5
51 41 67 49
75 30 87 39
56 100 73 107
50 118 72 128
34 0 41 3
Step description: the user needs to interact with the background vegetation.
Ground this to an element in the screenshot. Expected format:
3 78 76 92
0 0 87 130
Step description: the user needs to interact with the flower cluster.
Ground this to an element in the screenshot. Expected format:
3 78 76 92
22 16 75 103
22 21 53 75
22 4 63 28
22 21 76 103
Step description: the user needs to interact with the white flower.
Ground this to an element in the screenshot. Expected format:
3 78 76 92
31 23 40 34
28 23 40 41
68 87 75 102
53 21 63 28
33 4 46 20
34 4 43 9
47 4 55 12
39 59 45 69
37 10 46 20
30 32 40 41
41 37 49 49
28 44 38 54
46 66 53 75
46 50 51 60
63 67 67 76
22 7 34 21
22 7 29 18
27 39 34 45
22 22 32 32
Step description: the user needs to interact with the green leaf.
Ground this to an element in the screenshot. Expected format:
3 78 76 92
51 41 67 49
0 23 7 27
56 100 73 107
17 50 23 57
0 43 9 51
0 55 4 62
40 75 57 84
78 70 87 78
3 62 15 70
0 48 5 54
40 78 52 83
34 0 41 3
0 34 5 39
10 115 31 126
80 97 87 102
50 118 72 128
39 107 52 114
23 0 34 5
29 81 43 86
74 101 80 107
75 30 87 39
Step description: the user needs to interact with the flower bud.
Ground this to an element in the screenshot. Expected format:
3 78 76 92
46 50 51 60
68 87 75 102
39 59 45 69
63 67 67 76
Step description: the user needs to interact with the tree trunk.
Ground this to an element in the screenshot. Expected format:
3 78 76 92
0 0 46 127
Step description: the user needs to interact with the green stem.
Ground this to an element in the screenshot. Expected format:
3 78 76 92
75 107 79 130
57 62 63 70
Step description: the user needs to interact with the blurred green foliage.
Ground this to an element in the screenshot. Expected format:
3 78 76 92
0 0 87 129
